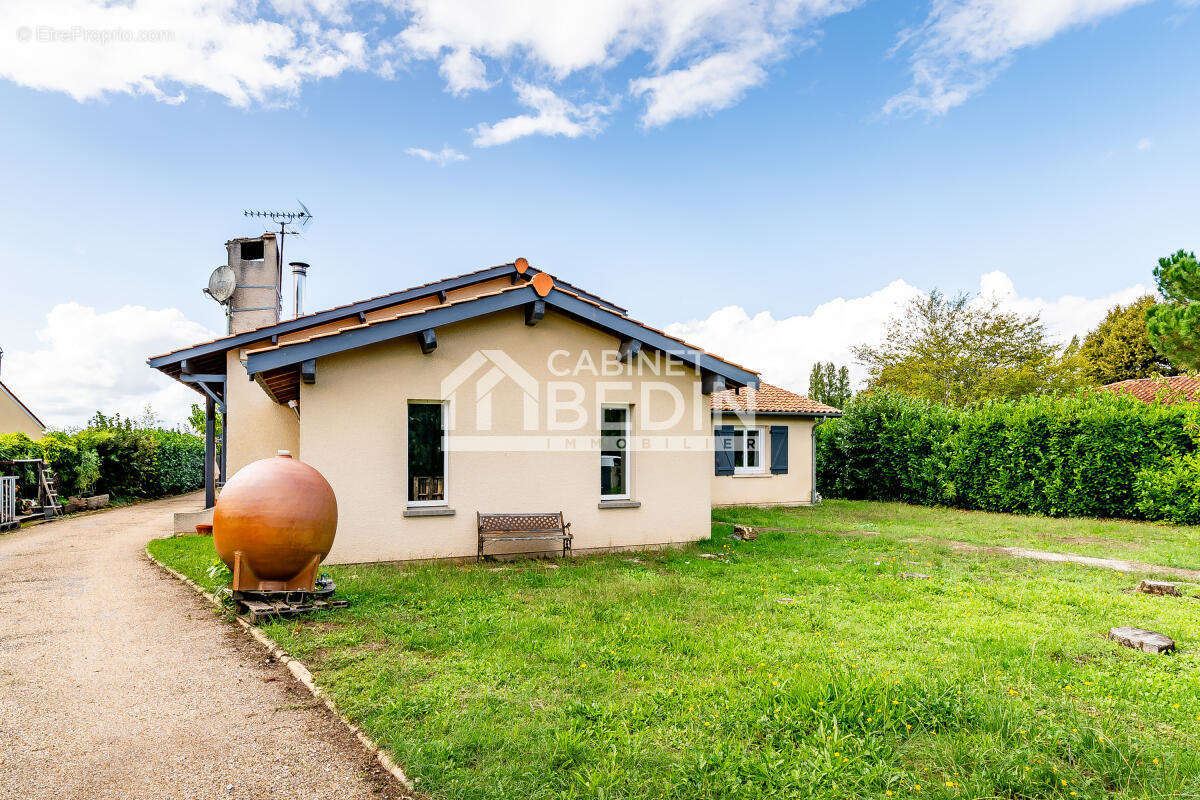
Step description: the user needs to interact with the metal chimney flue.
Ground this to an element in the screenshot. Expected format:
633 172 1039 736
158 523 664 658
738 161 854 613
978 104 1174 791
290 262 309 319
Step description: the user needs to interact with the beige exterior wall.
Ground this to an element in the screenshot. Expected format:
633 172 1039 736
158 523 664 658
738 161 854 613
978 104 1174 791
225 348 299 475
0 385 44 439
297 308 714 564
710 416 816 507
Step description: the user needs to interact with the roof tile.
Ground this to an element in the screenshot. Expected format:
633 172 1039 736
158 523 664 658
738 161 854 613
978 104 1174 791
710 383 841 415
1098 375 1200 404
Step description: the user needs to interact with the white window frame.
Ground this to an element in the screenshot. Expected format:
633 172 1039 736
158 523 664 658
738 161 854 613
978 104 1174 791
407 399 448 507
733 427 766 475
600 403 632 500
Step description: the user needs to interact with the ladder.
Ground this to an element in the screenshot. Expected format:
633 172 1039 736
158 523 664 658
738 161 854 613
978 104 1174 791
36 463 62 519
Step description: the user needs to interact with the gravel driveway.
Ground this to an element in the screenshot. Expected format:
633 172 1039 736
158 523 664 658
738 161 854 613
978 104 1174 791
0 492 404 800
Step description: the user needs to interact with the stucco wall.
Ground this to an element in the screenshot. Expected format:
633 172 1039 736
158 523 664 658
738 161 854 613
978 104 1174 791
0 385 43 439
298 307 714 564
710 416 816 507
225 348 299 475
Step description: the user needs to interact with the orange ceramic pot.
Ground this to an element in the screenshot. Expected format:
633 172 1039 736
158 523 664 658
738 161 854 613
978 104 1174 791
213 450 337 591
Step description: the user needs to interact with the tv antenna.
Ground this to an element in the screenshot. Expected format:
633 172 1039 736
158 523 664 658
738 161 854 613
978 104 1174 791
243 202 315 310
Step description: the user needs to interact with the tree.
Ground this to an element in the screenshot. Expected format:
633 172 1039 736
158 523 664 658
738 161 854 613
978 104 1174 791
1079 295 1176 385
1147 249 1200 371
808 362 852 408
852 290 1082 406
188 403 222 437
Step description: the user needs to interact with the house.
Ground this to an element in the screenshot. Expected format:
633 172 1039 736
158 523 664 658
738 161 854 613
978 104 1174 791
710 383 841 507
1098 375 1198 405
149 236 839 563
0 347 45 440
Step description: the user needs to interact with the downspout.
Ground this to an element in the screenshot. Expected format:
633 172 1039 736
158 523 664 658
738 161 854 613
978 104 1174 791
811 417 827 505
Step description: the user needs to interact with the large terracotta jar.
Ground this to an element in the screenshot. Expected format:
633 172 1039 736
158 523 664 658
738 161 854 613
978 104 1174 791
213 450 337 592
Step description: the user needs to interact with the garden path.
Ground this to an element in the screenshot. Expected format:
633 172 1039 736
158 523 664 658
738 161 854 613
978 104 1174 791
0 493 403 800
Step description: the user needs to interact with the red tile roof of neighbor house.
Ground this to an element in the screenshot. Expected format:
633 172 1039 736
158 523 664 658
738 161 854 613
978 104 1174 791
711 383 842 416
1099 375 1200 404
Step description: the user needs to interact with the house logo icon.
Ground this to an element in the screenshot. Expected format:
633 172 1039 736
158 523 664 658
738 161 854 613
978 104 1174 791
440 350 540 431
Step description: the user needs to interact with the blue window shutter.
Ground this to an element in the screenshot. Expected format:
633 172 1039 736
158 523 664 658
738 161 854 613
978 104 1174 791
770 425 788 474
714 425 735 476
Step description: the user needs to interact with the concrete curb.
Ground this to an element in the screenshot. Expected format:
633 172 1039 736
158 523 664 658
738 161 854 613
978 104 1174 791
144 546 416 794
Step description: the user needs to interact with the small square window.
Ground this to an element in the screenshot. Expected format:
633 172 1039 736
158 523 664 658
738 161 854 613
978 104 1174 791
734 428 765 475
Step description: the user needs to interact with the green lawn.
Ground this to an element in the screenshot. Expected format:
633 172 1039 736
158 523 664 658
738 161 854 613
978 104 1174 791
715 499 1200 572
150 502 1200 800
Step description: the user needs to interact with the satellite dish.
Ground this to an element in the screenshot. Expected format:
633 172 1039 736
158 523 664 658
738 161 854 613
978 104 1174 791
206 265 237 303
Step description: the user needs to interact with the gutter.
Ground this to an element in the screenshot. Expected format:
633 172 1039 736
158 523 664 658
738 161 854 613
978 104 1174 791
811 417 828 505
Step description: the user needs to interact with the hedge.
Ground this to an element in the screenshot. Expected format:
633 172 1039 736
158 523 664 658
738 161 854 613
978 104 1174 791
816 390 1200 523
0 424 204 502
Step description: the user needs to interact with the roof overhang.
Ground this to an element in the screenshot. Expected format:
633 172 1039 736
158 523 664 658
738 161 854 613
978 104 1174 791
242 284 759 392
147 263 624 372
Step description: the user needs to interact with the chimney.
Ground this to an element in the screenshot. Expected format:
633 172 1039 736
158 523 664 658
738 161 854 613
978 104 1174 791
289 261 309 319
224 234 281 334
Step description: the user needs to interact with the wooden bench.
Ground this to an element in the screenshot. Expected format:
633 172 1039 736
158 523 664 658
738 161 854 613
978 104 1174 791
477 511 572 561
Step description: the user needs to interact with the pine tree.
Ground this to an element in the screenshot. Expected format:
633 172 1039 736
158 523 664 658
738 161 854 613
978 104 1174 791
1146 250 1200 371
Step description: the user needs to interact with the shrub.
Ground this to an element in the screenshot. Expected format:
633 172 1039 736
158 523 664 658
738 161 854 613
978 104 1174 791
818 389 1196 521
0 423 204 502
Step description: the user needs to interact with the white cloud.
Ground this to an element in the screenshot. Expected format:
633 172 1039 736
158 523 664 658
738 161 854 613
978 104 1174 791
1 303 218 429
1136 136 1153 151
2 1 1171 134
0 0 369 107
472 82 611 146
667 272 1149 396
976 270 1149 341
405 145 468 164
439 47 493 95
399 0 862 128
0 1 860 132
885 0 1151 116
630 36 779 127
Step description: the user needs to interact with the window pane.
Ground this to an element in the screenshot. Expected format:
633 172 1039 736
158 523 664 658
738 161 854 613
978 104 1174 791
733 430 745 469
746 430 760 468
601 406 628 497
408 403 444 502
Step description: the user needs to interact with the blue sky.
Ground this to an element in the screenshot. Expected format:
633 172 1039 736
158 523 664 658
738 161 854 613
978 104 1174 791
0 0 1197 426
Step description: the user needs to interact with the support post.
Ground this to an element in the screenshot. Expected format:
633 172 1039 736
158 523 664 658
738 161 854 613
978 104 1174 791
204 395 216 509
219 406 228 486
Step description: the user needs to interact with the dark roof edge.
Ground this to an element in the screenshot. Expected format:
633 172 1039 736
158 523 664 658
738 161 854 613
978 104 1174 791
243 285 759 388
148 263 627 370
0 380 46 429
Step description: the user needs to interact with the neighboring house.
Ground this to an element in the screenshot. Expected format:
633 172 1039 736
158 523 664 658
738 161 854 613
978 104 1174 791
711 383 841 507
0 347 45 440
149 237 838 564
1099 375 1200 404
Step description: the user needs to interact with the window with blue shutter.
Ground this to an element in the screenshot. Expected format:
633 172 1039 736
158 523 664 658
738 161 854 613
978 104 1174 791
769 425 788 474
714 425 735 476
